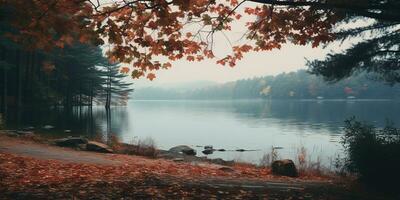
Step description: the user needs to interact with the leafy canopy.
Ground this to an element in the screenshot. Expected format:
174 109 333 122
1 0 399 82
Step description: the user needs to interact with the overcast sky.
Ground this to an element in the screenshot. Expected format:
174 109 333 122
104 1 351 89
133 43 336 88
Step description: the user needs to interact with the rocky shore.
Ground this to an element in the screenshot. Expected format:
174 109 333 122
1 130 299 177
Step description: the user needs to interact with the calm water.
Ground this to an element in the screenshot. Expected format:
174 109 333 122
2 99 400 165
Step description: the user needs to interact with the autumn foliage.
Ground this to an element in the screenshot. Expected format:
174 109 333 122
0 152 271 199
0 0 342 80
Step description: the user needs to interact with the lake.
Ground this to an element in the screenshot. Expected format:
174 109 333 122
3 99 400 166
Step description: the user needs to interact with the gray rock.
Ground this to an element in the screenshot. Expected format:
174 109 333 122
43 125 55 129
86 141 113 153
172 158 185 162
182 149 196 156
217 149 226 152
55 137 88 147
2 130 17 132
210 158 234 166
204 145 213 149
202 149 214 155
271 159 298 177
219 167 235 172
169 145 196 156
21 132 35 138
22 126 35 131
16 131 34 135
77 144 87 150
6 132 19 137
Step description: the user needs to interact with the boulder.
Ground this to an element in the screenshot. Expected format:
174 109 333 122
22 126 35 131
271 159 298 177
169 145 196 156
182 149 196 156
55 137 88 147
217 149 226 152
202 149 214 155
86 141 113 153
204 145 213 149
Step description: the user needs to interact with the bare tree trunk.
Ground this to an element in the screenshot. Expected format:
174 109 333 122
1 47 7 116
24 51 31 107
105 66 111 109
29 51 35 106
16 49 22 128
105 105 111 143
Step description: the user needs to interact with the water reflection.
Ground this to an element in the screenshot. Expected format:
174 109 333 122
2 106 129 140
2 100 399 164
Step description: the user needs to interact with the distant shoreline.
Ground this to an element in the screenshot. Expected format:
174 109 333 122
131 98 396 102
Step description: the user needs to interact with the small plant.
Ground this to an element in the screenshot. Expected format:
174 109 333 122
297 146 307 170
121 137 158 158
294 146 326 176
259 146 279 167
109 134 121 149
107 136 158 158
137 137 158 158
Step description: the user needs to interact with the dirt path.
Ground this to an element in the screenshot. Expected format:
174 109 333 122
0 136 121 165
0 134 391 199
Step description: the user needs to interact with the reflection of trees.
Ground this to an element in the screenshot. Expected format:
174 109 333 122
6 100 399 140
3 106 129 141
231 100 400 133
93 107 129 142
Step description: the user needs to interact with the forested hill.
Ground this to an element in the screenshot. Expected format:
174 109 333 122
133 70 400 100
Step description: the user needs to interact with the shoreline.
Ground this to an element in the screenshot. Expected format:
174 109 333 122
0 131 394 199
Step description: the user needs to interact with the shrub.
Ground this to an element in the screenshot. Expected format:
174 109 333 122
115 137 158 158
342 117 400 188
106 135 158 158
135 137 158 158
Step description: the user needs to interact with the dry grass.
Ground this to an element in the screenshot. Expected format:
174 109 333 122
295 146 325 177
258 146 334 178
233 161 255 168
259 147 279 167
112 136 159 158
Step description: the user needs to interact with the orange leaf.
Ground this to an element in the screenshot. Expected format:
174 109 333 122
120 67 130 74
147 73 156 81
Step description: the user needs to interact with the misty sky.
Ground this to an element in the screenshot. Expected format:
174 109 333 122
134 43 336 88
105 1 353 89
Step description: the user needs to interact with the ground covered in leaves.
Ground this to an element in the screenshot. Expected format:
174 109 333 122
0 135 394 199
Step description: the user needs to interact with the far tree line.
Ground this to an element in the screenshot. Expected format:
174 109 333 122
134 70 400 100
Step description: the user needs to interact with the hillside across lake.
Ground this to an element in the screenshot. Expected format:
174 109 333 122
133 70 400 100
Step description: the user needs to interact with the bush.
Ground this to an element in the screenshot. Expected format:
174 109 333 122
342 117 400 188
114 137 158 158
135 137 158 158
